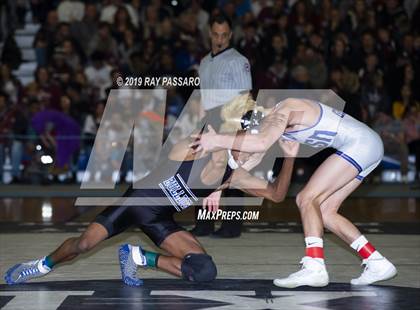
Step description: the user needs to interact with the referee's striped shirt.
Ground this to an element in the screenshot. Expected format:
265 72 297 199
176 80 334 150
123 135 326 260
199 47 252 110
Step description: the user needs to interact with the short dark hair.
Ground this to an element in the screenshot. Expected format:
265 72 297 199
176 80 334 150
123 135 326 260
209 13 232 30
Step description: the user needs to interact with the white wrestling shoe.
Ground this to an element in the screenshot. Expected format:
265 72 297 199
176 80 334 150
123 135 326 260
273 256 329 288
351 257 397 285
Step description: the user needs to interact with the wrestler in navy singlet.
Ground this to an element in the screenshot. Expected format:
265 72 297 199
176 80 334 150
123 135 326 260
95 155 233 246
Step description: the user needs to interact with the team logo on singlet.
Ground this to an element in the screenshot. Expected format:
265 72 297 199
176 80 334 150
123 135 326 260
304 130 337 148
159 174 198 211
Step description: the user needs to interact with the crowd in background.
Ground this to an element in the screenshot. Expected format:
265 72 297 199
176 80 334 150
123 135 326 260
0 0 419 184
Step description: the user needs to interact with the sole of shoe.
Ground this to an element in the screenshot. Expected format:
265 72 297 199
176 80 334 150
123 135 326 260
273 277 329 288
118 245 143 287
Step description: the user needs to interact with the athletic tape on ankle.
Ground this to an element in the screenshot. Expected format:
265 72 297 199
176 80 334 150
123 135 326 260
305 247 324 259
358 242 376 259
144 251 159 268
43 256 55 269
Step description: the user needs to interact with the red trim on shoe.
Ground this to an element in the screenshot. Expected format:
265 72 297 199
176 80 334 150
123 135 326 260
305 247 324 259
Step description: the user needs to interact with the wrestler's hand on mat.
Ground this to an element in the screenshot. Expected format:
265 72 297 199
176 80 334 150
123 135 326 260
278 139 300 158
190 125 221 154
203 190 222 213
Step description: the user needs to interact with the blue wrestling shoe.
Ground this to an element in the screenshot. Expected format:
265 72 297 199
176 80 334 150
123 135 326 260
118 244 144 287
4 257 51 285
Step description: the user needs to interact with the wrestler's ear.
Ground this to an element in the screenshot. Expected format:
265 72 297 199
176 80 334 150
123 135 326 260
207 125 216 133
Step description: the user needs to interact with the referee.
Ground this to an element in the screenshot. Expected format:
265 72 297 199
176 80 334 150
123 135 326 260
190 13 252 238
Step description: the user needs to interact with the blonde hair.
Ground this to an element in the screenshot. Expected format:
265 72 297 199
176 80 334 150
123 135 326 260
220 93 264 133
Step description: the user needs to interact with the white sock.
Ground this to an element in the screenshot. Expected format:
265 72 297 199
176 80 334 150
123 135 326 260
350 235 368 251
368 251 384 260
131 245 146 266
305 237 323 248
38 257 51 274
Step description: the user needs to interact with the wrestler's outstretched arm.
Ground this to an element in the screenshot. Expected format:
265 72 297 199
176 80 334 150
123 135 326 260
191 109 289 153
202 150 267 212
211 140 298 204
231 157 295 203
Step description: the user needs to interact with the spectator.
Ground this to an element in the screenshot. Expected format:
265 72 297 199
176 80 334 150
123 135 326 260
344 0 370 36
25 67 62 110
173 98 203 138
289 64 310 89
394 63 419 100
323 8 345 38
0 33 22 70
359 53 382 88
9 106 29 184
50 50 73 86
255 56 288 90
37 10 59 44
88 22 118 59
156 17 175 50
31 109 81 174
100 0 123 24
0 92 9 183
352 31 378 71
393 85 419 120
33 31 49 66
177 12 205 51
327 38 351 70
251 0 271 18
82 101 105 155
61 39 82 71
118 28 141 72
57 0 85 23
232 11 254 44
70 4 99 53
165 87 185 125
289 0 316 43
112 5 136 44
238 22 262 70
51 22 73 56
377 0 410 34
361 72 392 124
188 0 210 41
262 34 288 69
299 47 328 88
374 112 409 182
403 104 420 182
376 27 396 67
59 95 72 116
142 39 159 73
143 5 161 40
258 0 285 34
84 51 113 100
0 64 21 104
155 52 176 77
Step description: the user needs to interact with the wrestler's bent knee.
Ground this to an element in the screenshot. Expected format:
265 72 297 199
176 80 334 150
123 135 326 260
181 253 217 282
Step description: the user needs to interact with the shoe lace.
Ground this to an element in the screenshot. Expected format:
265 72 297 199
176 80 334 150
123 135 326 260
299 256 312 269
360 259 369 272
20 265 39 277
293 257 313 275
360 258 384 274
